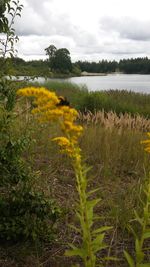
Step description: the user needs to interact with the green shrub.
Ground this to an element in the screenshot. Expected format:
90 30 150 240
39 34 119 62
0 78 60 242
0 186 59 241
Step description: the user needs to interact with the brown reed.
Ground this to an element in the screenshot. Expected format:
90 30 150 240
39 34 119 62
78 110 150 132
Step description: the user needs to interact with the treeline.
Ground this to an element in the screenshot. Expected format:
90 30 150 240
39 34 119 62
1 56 150 76
76 60 118 73
76 57 150 74
0 57 50 77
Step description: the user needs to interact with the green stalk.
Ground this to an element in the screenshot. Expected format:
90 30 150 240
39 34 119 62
74 157 95 267
136 180 150 267
124 177 150 267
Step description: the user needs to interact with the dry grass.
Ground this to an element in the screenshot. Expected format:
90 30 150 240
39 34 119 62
78 110 150 131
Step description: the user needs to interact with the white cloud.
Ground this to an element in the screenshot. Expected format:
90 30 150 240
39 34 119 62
12 0 150 61
100 17 150 41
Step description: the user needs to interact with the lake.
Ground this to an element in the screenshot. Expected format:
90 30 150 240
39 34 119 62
22 74 150 93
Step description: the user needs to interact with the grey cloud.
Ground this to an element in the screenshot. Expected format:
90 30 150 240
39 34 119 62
15 0 100 58
100 17 150 41
17 35 75 58
15 0 78 38
102 40 146 55
14 0 150 61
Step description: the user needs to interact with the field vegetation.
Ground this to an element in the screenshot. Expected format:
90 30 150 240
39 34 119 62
1 80 150 266
27 80 150 117
0 1 150 266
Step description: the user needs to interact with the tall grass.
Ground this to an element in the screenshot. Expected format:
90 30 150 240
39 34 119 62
2 83 150 266
24 108 150 266
24 80 150 117
78 110 150 131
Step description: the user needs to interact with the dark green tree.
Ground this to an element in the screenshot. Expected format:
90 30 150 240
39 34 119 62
45 44 57 70
45 44 57 59
53 48 72 73
45 45 72 73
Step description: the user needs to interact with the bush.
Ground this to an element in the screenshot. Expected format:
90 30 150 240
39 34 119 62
0 79 60 242
0 187 59 241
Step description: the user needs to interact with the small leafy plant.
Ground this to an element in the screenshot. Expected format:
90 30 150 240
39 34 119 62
0 0 23 59
124 134 150 267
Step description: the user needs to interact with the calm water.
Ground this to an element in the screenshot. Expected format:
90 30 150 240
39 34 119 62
24 74 150 93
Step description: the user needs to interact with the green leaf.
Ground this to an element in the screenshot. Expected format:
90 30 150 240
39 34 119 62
143 230 150 240
65 249 83 257
85 198 101 228
92 233 106 253
93 215 105 221
87 198 101 209
87 188 100 197
124 250 135 267
76 211 85 229
135 239 144 263
127 224 138 239
68 224 81 233
82 165 92 175
103 256 119 261
134 210 143 226
92 226 113 235
65 244 87 258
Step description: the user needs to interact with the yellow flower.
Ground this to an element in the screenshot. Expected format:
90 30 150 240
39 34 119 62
53 137 71 146
17 86 83 159
62 121 83 136
17 87 59 105
52 137 75 157
141 132 150 153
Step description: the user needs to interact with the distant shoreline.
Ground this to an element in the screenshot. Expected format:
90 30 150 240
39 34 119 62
81 71 107 76
80 71 124 76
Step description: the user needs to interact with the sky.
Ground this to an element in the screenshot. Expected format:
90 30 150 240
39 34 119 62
13 0 150 62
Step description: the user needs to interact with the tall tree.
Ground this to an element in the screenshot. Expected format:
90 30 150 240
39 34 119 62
52 48 72 73
45 44 57 59
45 44 57 70
45 45 72 73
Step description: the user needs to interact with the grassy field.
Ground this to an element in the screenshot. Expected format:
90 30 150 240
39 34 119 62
1 82 150 267
25 80 150 117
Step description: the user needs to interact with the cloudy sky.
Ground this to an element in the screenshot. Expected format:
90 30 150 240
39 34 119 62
14 0 150 62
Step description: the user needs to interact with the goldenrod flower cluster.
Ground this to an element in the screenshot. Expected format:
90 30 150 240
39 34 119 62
141 132 150 153
17 87 83 159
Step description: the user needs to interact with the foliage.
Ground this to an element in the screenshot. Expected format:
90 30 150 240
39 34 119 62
0 1 60 243
45 44 57 70
65 163 112 267
119 57 150 74
0 184 59 241
0 80 60 241
124 177 150 267
45 44 72 73
77 59 118 73
4 56 150 76
0 0 23 59
0 0 10 33
27 81 150 119
0 56 51 76
77 57 150 74
72 63 82 76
